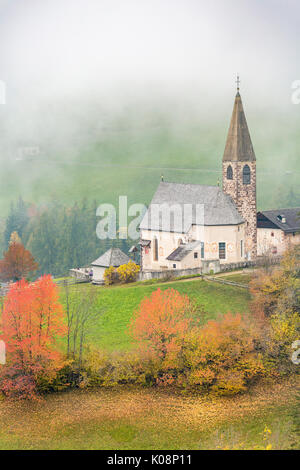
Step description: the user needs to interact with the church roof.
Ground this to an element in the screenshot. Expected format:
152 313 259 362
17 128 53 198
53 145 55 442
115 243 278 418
257 208 300 233
139 182 244 233
91 247 130 267
223 92 256 162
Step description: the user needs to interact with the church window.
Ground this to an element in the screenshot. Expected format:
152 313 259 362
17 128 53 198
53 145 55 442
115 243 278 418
201 242 205 259
173 264 176 269
243 165 251 185
153 237 158 261
194 252 198 259
219 242 226 260
226 165 233 180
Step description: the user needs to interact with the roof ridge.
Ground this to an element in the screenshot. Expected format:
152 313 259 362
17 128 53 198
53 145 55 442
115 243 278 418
160 181 219 188
262 207 300 212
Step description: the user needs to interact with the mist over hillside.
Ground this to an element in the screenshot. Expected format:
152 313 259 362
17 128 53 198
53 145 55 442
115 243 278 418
0 91 299 215
0 0 300 215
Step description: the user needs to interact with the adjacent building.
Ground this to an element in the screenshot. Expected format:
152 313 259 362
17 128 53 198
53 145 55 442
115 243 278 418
257 208 300 256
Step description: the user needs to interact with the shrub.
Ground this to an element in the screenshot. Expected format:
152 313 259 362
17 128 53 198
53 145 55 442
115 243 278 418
103 266 117 286
180 313 265 395
117 261 140 283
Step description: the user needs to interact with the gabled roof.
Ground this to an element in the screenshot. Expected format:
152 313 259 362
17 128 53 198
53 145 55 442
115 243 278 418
139 182 244 233
223 92 256 162
167 241 202 261
91 247 130 267
257 208 300 233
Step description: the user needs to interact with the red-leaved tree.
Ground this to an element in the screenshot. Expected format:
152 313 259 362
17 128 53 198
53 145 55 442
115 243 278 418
130 288 194 360
0 242 38 282
0 275 66 399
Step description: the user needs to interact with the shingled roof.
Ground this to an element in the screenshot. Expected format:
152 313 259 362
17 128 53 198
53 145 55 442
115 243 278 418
139 182 244 233
166 241 202 261
91 247 130 267
257 208 300 233
223 92 256 162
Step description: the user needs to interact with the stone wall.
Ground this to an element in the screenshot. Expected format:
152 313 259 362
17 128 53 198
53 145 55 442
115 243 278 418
139 260 221 281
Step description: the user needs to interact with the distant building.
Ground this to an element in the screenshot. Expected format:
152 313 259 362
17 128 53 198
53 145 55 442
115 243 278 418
16 143 42 161
91 247 130 283
257 208 300 256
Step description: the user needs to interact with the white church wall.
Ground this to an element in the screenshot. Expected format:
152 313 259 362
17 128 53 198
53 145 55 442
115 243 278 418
140 222 246 271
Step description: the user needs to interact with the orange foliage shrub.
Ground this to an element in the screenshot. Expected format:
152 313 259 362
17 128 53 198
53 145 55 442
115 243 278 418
130 288 195 361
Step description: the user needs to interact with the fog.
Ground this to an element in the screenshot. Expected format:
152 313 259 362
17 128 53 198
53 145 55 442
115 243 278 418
0 0 299 211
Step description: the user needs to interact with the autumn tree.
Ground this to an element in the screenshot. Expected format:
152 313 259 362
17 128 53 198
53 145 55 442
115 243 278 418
0 275 66 399
0 242 38 282
9 231 22 245
130 288 195 360
250 245 300 319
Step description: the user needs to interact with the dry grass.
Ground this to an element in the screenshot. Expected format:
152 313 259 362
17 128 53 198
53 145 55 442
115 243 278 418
0 376 299 449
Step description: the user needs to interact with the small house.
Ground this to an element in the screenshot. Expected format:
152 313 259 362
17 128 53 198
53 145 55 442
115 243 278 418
90 247 131 283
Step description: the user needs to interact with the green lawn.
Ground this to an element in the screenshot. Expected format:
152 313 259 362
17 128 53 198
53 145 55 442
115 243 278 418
60 278 251 352
218 273 253 284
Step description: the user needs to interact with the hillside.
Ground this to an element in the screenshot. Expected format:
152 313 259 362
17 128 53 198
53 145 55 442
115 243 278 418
1 104 300 216
59 277 251 351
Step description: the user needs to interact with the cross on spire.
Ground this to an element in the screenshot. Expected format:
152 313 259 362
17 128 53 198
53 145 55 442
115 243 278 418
236 74 241 92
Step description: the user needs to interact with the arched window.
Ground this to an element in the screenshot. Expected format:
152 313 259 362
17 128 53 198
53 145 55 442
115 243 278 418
226 165 233 180
153 237 158 261
243 165 251 185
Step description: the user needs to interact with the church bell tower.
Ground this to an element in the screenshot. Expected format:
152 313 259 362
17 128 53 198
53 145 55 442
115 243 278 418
222 77 257 260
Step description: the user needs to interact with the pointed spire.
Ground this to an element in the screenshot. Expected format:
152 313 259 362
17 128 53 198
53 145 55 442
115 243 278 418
223 80 256 162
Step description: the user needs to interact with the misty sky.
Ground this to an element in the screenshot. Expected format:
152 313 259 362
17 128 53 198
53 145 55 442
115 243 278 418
0 0 299 110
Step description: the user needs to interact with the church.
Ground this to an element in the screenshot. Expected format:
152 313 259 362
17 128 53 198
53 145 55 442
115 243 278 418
139 83 300 272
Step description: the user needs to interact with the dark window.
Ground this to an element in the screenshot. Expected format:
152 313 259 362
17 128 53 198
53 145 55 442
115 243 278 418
201 242 205 259
194 252 198 259
243 165 251 185
219 242 226 260
227 165 233 180
173 264 176 269
153 237 158 261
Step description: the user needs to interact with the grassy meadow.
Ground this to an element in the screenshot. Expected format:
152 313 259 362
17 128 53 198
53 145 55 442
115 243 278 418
59 278 251 351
